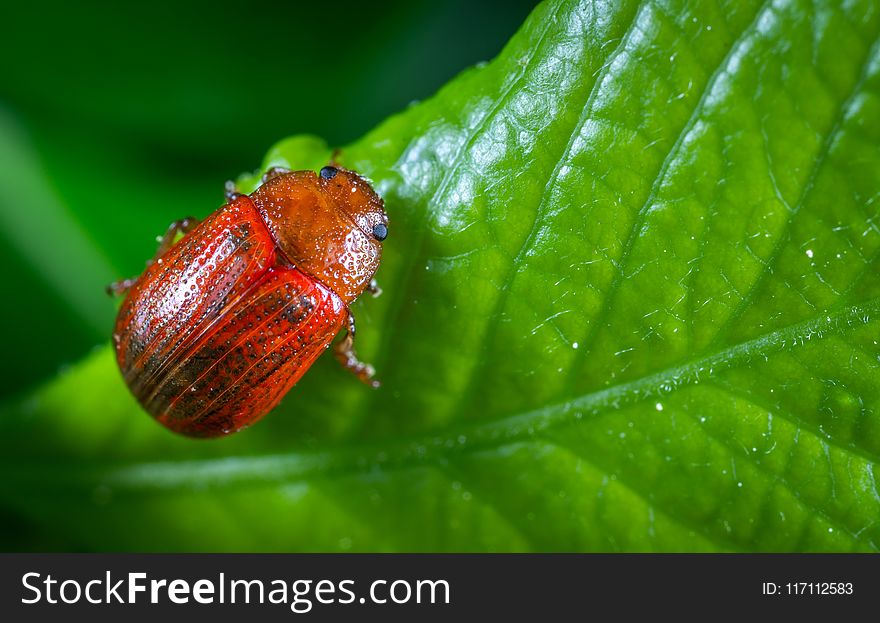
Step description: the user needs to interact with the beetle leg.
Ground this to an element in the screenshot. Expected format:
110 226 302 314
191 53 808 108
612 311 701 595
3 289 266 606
333 312 380 388
106 277 138 296
261 166 292 184
105 217 200 297
224 180 242 202
367 278 382 298
151 217 200 262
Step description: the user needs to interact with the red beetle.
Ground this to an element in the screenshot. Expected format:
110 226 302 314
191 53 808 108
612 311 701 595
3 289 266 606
109 165 388 437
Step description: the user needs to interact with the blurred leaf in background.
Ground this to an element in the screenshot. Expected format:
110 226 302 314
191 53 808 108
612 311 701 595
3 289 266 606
3 0 880 553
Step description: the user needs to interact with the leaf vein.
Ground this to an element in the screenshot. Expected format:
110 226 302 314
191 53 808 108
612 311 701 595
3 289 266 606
710 380 876 546
448 0 647 421
707 27 880 348
571 0 776 368
356 0 568 430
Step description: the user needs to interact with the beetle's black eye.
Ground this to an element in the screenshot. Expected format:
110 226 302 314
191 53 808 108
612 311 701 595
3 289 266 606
319 166 338 180
372 223 388 241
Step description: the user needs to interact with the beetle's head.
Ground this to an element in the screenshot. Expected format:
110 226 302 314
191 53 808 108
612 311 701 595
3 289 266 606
252 165 388 304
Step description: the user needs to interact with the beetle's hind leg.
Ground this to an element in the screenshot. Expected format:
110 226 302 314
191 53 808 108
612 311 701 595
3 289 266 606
333 313 380 388
106 217 200 297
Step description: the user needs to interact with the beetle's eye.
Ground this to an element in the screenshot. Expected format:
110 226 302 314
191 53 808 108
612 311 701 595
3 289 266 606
319 166 338 180
372 223 388 241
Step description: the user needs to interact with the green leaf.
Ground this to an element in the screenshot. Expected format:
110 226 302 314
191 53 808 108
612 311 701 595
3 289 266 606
3 0 880 552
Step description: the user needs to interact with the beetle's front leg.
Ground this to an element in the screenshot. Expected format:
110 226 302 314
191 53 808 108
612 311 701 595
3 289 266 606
333 312 380 388
224 180 242 202
106 217 200 297
367 278 382 298
106 277 139 296
261 166 292 184
152 217 199 260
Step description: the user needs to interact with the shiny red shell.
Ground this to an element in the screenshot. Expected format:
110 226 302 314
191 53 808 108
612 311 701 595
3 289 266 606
112 167 387 437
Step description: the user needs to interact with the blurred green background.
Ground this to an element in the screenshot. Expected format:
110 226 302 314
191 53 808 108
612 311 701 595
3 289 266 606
0 0 536 400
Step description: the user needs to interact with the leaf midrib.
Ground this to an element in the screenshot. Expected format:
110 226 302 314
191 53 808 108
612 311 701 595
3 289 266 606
4 296 877 495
